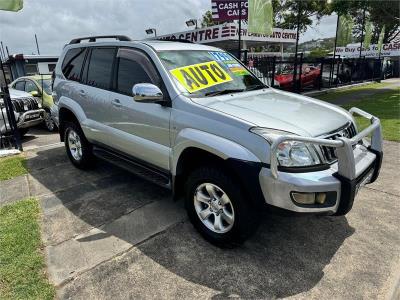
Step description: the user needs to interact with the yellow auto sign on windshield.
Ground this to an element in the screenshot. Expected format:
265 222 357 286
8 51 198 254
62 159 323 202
170 61 233 93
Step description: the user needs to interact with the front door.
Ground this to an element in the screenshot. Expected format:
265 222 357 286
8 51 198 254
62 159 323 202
107 47 171 171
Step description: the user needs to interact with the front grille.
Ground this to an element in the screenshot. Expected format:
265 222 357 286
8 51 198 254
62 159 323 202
320 122 357 163
11 97 39 113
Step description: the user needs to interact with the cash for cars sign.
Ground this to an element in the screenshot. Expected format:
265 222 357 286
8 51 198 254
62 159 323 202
212 0 248 21
335 42 400 58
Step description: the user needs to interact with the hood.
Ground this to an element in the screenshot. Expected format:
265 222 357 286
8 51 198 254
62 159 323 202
8 88 33 99
191 88 352 137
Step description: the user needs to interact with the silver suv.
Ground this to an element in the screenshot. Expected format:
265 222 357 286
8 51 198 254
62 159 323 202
53 36 383 247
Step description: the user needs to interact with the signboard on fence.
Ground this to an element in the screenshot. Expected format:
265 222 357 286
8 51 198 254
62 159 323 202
336 42 400 58
211 0 248 21
157 24 296 44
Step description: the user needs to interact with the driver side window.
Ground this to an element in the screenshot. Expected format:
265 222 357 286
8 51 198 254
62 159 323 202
115 48 160 96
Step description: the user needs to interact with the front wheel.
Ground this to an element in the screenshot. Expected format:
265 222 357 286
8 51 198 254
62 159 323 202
185 166 260 248
64 122 94 169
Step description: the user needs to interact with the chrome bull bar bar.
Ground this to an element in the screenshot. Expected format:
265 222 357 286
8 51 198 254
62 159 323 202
269 107 382 180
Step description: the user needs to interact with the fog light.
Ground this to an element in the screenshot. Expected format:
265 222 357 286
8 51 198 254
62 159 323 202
291 192 315 205
316 193 326 204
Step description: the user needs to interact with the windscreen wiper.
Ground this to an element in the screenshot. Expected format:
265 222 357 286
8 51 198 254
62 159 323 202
245 84 267 91
204 89 244 97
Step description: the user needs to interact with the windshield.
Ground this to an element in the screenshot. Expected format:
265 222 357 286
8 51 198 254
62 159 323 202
38 79 52 95
157 50 266 97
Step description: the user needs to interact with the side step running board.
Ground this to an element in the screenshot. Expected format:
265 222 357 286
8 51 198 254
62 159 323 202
93 146 171 189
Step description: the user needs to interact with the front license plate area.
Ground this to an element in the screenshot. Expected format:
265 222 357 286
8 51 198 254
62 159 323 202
25 113 40 120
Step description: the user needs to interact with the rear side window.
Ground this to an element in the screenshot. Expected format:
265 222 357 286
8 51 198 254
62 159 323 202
62 48 87 82
86 48 115 90
14 81 25 91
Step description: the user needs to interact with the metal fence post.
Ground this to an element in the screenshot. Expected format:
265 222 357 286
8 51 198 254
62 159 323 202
271 56 276 87
0 59 22 151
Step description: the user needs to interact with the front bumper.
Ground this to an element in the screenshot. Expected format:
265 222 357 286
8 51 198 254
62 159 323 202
259 107 383 215
17 109 45 129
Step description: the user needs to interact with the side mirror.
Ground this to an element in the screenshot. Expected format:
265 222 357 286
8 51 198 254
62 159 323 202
132 83 164 104
30 90 40 97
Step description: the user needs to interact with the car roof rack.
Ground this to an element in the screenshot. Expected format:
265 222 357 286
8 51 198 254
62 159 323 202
156 38 193 43
69 35 132 44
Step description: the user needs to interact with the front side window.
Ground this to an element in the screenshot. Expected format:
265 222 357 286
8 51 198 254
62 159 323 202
25 80 38 93
62 47 87 82
116 58 152 95
157 50 265 97
37 79 52 95
86 48 115 90
14 80 25 91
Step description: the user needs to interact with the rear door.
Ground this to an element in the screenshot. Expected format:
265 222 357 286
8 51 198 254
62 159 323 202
80 47 116 144
106 47 171 170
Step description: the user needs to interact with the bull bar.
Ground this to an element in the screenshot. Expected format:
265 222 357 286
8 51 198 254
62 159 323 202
269 107 383 180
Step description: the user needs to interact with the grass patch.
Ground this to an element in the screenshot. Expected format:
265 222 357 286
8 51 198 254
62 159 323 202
319 87 400 141
0 155 27 181
0 198 55 300
318 82 394 102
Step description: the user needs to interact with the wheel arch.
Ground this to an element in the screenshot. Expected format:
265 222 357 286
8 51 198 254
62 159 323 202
172 129 262 204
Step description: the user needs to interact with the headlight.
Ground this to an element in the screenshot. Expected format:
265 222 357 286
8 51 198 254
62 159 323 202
250 127 321 167
276 140 320 167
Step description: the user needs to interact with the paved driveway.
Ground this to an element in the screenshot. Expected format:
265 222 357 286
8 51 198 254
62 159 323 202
2 139 389 299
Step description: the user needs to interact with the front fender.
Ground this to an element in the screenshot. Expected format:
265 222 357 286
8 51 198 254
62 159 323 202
171 128 260 175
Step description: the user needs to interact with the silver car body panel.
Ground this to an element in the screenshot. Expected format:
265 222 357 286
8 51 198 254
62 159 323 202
54 40 383 214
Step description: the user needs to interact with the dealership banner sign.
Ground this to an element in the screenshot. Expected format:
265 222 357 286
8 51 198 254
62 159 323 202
158 24 296 44
211 0 248 21
336 42 400 58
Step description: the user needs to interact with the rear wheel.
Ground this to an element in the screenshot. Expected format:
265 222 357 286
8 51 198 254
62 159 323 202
64 122 94 169
185 166 260 248
44 109 57 132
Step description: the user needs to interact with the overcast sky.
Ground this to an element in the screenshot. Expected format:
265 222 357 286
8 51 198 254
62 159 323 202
0 0 338 56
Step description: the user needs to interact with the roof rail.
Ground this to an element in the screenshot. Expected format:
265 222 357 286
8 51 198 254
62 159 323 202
69 35 132 44
156 38 193 43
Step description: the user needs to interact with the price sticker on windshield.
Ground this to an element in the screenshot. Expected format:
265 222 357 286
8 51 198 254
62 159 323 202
170 61 233 93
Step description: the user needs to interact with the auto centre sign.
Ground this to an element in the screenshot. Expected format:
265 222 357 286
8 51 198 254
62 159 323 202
211 0 248 21
158 24 297 44
336 42 400 58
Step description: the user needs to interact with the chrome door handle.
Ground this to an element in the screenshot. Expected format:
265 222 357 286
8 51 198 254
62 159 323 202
111 99 121 107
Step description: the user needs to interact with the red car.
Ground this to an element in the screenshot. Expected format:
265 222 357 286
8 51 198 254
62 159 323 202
274 65 321 90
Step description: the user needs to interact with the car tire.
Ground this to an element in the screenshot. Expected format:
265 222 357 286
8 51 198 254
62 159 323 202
185 166 260 248
64 122 94 169
44 109 57 132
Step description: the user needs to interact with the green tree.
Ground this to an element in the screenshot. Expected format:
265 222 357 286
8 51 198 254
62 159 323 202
201 10 220 28
273 0 332 33
332 0 400 43
309 47 330 57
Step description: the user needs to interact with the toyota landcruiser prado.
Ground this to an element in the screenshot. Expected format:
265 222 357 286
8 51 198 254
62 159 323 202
53 35 383 247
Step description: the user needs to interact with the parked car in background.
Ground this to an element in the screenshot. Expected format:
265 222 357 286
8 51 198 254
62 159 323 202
54 36 382 247
0 87 45 136
274 65 321 90
10 75 57 131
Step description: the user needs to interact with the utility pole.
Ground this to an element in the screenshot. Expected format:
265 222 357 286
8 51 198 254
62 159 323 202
292 0 301 93
35 34 40 55
329 14 340 86
238 0 242 59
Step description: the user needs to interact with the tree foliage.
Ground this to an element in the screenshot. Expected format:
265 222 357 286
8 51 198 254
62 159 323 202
331 0 400 43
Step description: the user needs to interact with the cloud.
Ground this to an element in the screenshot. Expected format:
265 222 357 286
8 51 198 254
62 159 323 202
0 0 336 56
0 0 209 55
